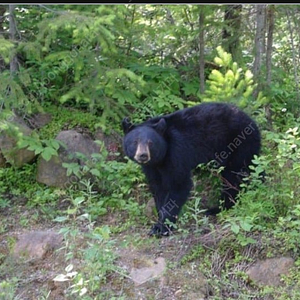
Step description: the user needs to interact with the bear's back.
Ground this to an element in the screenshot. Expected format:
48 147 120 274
145 102 257 134
142 102 260 165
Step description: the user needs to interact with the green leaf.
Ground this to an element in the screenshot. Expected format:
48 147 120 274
240 221 253 232
182 82 198 96
238 236 256 246
47 139 61 150
231 222 240 234
33 146 45 155
17 139 30 149
54 216 69 223
73 196 85 206
90 169 101 177
41 147 58 161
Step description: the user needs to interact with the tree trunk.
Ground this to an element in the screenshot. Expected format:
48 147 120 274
0 5 6 32
266 5 275 87
198 7 205 95
286 8 299 102
9 4 18 75
222 5 242 64
253 5 266 98
0 5 7 71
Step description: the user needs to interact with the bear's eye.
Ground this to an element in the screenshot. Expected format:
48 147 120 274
148 140 153 147
133 140 138 146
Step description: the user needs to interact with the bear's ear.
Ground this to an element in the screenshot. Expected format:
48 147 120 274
122 117 135 134
153 118 167 135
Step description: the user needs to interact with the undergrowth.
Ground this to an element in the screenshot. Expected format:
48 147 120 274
1 48 300 299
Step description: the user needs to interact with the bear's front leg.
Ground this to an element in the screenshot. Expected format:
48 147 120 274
148 222 173 237
148 196 178 237
149 177 192 237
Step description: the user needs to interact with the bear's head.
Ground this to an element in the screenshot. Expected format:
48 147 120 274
122 117 168 165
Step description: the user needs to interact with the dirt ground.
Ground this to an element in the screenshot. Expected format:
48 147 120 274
0 195 221 300
2 192 294 300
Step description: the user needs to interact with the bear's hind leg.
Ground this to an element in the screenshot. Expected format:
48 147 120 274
205 167 245 215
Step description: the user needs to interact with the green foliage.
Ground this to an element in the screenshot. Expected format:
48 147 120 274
126 64 186 121
0 279 19 300
0 163 37 196
28 188 62 208
0 37 15 64
1 114 61 162
276 205 300 254
202 46 263 108
59 141 146 221
216 118 300 249
17 135 61 161
39 105 103 138
0 6 142 128
54 224 125 298
0 70 40 115
1 5 300 299
180 244 205 265
260 124 300 254
264 127 300 214
27 6 146 127
223 216 257 247
185 195 206 232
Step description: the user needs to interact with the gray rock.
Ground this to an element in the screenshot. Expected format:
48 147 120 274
0 115 36 167
13 230 63 261
36 130 100 188
130 257 166 286
246 257 295 286
36 154 72 189
28 112 52 129
55 130 100 157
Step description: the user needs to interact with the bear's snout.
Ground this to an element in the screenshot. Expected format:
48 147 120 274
134 143 151 164
136 152 149 163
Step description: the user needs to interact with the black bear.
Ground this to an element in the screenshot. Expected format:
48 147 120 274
122 102 261 236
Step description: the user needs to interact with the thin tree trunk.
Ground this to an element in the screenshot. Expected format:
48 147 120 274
0 5 7 71
253 5 266 78
222 5 242 64
253 5 266 98
286 8 300 101
199 7 205 95
9 4 18 75
266 5 275 87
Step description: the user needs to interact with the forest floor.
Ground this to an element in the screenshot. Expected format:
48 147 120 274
0 193 224 300
0 194 296 300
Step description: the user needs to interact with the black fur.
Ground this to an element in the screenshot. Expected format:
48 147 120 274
122 102 261 236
